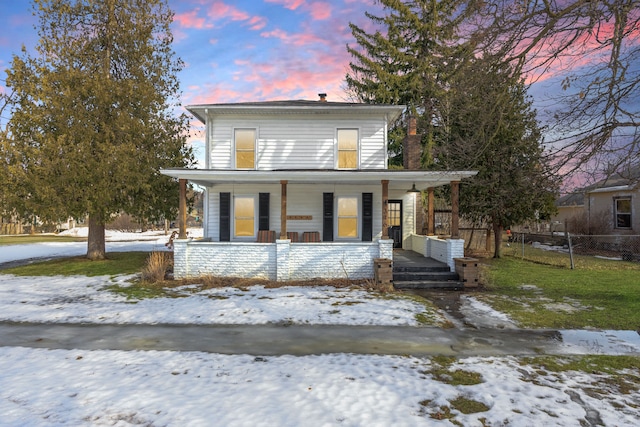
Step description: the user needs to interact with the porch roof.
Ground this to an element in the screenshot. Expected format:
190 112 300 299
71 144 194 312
160 168 477 190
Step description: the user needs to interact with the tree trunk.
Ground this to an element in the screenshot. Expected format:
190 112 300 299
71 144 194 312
493 221 503 258
87 215 106 260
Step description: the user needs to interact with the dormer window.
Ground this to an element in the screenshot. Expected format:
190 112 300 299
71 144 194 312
337 129 359 169
235 129 256 169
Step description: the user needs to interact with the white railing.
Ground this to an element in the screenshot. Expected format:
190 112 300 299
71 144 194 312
409 234 465 271
172 239 394 281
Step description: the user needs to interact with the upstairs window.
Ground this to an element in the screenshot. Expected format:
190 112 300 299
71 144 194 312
337 129 358 169
337 196 358 238
235 129 256 169
615 197 632 229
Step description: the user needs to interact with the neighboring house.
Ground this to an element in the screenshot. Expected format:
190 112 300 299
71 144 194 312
553 171 640 234
553 192 585 232
162 95 476 281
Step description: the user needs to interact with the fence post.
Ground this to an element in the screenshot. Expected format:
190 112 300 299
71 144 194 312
521 232 525 259
567 232 575 270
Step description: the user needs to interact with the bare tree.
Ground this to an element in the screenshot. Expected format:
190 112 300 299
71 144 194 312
471 0 640 181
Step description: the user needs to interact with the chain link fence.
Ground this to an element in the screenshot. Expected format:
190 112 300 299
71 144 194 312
502 232 640 268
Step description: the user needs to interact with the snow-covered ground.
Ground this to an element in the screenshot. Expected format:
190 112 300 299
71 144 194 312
0 228 197 265
1 229 639 426
0 274 441 326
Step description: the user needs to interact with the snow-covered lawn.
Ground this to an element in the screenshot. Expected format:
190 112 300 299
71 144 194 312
0 274 443 326
1 230 639 426
2 348 639 426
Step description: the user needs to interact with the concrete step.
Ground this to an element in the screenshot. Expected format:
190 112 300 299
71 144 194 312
394 265 451 273
393 280 464 290
393 271 460 282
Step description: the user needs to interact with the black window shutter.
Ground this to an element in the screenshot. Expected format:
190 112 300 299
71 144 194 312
362 192 373 241
219 192 230 242
323 192 334 242
259 193 270 231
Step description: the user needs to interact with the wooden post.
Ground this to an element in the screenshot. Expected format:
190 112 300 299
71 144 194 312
427 187 435 235
178 178 187 239
280 180 287 239
381 180 389 239
451 181 460 239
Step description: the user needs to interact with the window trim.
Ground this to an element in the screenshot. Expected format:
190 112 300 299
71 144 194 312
234 128 257 170
336 128 360 170
233 195 257 239
614 196 632 229
336 195 359 240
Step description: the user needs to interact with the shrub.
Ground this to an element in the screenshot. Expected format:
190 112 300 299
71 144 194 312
141 251 172 283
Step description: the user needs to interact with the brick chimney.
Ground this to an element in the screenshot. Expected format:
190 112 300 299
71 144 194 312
403 116 421 170
403 115 426 234
318 93 327 102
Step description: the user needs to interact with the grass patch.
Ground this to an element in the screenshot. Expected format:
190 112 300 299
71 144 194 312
449 396 490 414
423 356 484 386
482 253 640 329
0 234 86 245
104 283 177 300
521 355 640 375
519 355 640 396
0 252 149 277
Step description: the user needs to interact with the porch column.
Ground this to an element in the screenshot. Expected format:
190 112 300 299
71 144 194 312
381 180 389 239
178 178 187 239
280 180 287 239
451 181 460 239
427 187 435 235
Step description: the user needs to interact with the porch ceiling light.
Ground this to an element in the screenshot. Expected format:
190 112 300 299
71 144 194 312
407 183 421 193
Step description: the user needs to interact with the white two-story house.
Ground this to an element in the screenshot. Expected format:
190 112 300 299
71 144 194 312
162 95 476 281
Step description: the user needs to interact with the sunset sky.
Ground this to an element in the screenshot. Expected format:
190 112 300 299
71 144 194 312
0 0 390 160
0 0 384 107
1 1 634 173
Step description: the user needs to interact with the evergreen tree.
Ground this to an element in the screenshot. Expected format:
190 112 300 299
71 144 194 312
3 0 193 259
439 57 559 257
346 0 476 167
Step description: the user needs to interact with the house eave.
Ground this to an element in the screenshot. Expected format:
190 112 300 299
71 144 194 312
185 103 406 124
588 185 633 194
161 168 477 190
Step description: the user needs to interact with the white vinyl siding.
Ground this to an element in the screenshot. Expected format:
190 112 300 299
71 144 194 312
208 115 387 170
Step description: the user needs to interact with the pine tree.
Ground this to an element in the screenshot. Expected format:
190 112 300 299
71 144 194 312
439 57 559 257
346 0 476 167
3 0 192 259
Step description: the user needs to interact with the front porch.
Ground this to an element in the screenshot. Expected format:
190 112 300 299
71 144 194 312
163 169 476 281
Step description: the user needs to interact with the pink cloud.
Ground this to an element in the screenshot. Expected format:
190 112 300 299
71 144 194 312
183 84 245 105
247 16 268 31
308 2 332 20
227 47 351 102
517 12 640 84
174 9 212 29
208 1 249 22
265 0 305 11
260 28 327 46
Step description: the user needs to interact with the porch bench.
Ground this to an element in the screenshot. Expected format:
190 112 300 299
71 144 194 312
257 230 276 243
301 231 321 242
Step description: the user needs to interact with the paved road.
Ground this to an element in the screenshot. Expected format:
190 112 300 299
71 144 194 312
2 322 639 356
